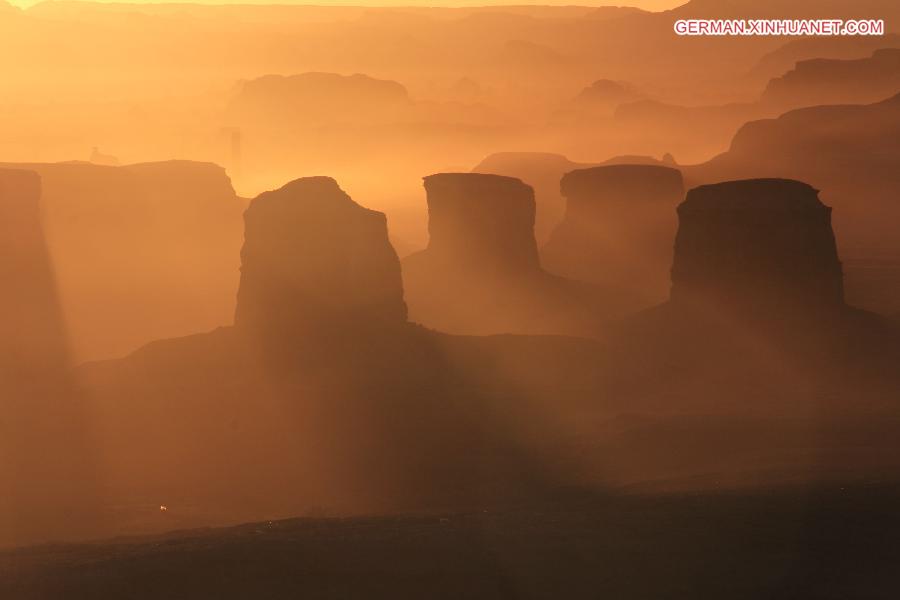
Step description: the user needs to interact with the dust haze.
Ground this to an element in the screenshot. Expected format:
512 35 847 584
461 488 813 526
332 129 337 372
2 1 900 597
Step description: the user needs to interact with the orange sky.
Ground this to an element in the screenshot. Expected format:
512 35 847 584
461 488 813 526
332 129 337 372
7 0 686 10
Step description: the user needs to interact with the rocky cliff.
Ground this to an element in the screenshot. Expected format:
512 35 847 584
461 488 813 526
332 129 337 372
762 48 900 110
234 176 408 339
0 160 244 361
0 168 100 547
76 173 603 535
0 168 68 377
670 179 844 315
472 153 595 243
606 178 899 416
419 173 540 274
542 164 684 311
403 173 618 336
684 92 900 317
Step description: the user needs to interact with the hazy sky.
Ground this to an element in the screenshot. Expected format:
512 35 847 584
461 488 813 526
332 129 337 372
8 0 686 11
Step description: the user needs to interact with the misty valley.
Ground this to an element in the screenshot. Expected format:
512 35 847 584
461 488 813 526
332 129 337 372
2 0 900 598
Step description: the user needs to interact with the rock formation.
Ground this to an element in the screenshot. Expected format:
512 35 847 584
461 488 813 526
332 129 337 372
418 173 540 275
607 177 900 416
72 173 900 547
0 160 244 361
76 174 603 537
227 72 410 130
762 48 900 110
403 173 616 336
612 100 767 162
472 153 595 243
472 153 678 245
684 92 900 316
0 168 99 547
0 168 68 377
750 34 900 85
572 79 644 115
541 164 684 311
670 179 844 316
234 176 407 340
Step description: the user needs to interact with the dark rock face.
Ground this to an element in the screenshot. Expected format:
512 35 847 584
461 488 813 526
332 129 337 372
541 164 684 310
606 178 900 417
421 173 540 275
403 173 615 336
558 164 684 222
684 92 900 316
235 177 407 338
686 93 900 252
670 179 844 314
0 169 68 377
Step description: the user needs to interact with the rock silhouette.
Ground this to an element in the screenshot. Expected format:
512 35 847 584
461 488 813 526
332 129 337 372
0 160 244 361
419 173 540 274
670 179 844 316
612 100 767 162
234 176 407 341
472 153 679 246
7 0 900 199
686 92 900 316
0 168 99 547
609 178 900 414
541 164 684 310
228 72 410 129
79 175 601 533
762 49 900 110
0 169 68 377
16 173 900 552
750 33 900 85
472 153 595 243
402 173 617 336
572 79 644 116
6 0 900 589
